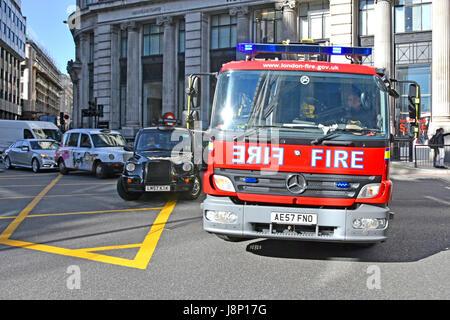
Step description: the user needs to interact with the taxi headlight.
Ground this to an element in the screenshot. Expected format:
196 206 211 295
213 175 236 193
182 162 193 172
40 154 48 158
126 163 136 172
109 154 115 160
358 184 381 199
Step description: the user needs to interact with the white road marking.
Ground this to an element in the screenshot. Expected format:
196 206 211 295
424 196 450 206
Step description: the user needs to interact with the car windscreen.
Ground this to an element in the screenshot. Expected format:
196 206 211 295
136 130 191 152
33 128 63 142
91 134 126 148
30 141 59 150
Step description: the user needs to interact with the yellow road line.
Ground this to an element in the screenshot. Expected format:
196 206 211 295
0 199 178 269
0 174 62 241
133 198 178 270
0 193 112 200
0 207 163 220
0 239 139 268
75 243 142 253
3 182 116 188
0 173 57 178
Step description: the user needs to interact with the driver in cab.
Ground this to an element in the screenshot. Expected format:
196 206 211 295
343 87 376 129
144 135 161 150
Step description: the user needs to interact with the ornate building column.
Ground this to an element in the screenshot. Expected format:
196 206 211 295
157 16 177 115
67 60 82 129
431 0 450 133
124 22 141 137
276 0 298 43
230 6 250 61
374 0 393 76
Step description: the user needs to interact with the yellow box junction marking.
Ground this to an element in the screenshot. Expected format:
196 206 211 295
0 174 178 270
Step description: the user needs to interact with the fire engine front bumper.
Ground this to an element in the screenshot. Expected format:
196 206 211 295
202 196 393 243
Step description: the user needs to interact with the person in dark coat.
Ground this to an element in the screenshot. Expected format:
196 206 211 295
434 128 450 169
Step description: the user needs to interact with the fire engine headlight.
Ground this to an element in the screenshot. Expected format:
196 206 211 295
358 183 381 199
205 210 238 224
126 163 136 172
353 218 387 230
213 175 236 193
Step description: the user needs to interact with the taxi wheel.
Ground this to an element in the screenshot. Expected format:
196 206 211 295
94 162 108 179
59 159 69 175
32 159 40 173
117 179 142 201
182 175 202 200
4 156 13 169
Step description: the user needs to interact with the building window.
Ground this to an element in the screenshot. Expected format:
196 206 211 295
395 0 432 33
179 20 185 53
396 65 431 114
299 1 330 41
143 24 164 56
120 29 127 59
359 0 375 36
211 14 237 50
89 33 94 63
253 8 282 44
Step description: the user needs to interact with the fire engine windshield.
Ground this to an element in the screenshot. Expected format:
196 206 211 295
211 70 389 138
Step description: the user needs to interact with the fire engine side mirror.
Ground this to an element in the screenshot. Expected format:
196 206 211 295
188 76 201 109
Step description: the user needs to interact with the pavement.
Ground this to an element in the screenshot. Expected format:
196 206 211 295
390 161 450 179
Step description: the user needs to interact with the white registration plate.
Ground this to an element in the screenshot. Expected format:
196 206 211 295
145 185 171 192
271 212 317 226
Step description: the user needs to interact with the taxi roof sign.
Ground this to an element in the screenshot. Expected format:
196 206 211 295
237 43 372 57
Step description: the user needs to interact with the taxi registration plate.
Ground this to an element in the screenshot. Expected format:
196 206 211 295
145 186 171 192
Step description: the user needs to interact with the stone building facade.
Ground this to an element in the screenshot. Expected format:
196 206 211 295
67 0 450 140
20 39 63 121
0 0 26 120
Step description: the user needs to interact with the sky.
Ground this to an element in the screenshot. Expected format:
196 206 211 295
22 0 76 75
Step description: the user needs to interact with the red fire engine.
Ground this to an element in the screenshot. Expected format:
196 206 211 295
192 42 421 246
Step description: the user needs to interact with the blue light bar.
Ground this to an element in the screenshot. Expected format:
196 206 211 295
237 43 372 56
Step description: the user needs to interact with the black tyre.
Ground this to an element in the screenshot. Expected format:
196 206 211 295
94 162 108 179
182 174 202 200
4 156 13 169
32 158 40 173
117 179 142 201
348 243 378 249
216 234 251 242
59 159 69 175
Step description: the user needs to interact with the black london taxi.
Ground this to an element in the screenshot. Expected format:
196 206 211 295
117 124 202 201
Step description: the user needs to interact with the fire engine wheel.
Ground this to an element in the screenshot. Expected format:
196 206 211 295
348 243 378 249
117 179 142 201
182 175 202 200
216 234 251 242
58 159 69 175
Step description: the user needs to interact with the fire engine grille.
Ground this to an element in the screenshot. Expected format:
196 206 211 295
145 160 171 184
214 168 381 199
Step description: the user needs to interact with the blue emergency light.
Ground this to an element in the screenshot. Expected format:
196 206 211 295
237 43 372 57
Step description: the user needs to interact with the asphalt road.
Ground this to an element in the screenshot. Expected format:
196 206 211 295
0 165 449 300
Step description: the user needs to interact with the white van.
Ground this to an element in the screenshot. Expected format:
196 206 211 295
0 120 63 153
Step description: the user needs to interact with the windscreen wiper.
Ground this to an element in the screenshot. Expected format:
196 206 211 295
312 128 382 145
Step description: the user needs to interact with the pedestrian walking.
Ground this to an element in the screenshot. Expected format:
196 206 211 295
432 128 450 169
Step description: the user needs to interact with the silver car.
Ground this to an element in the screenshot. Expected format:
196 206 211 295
3 139 59 173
